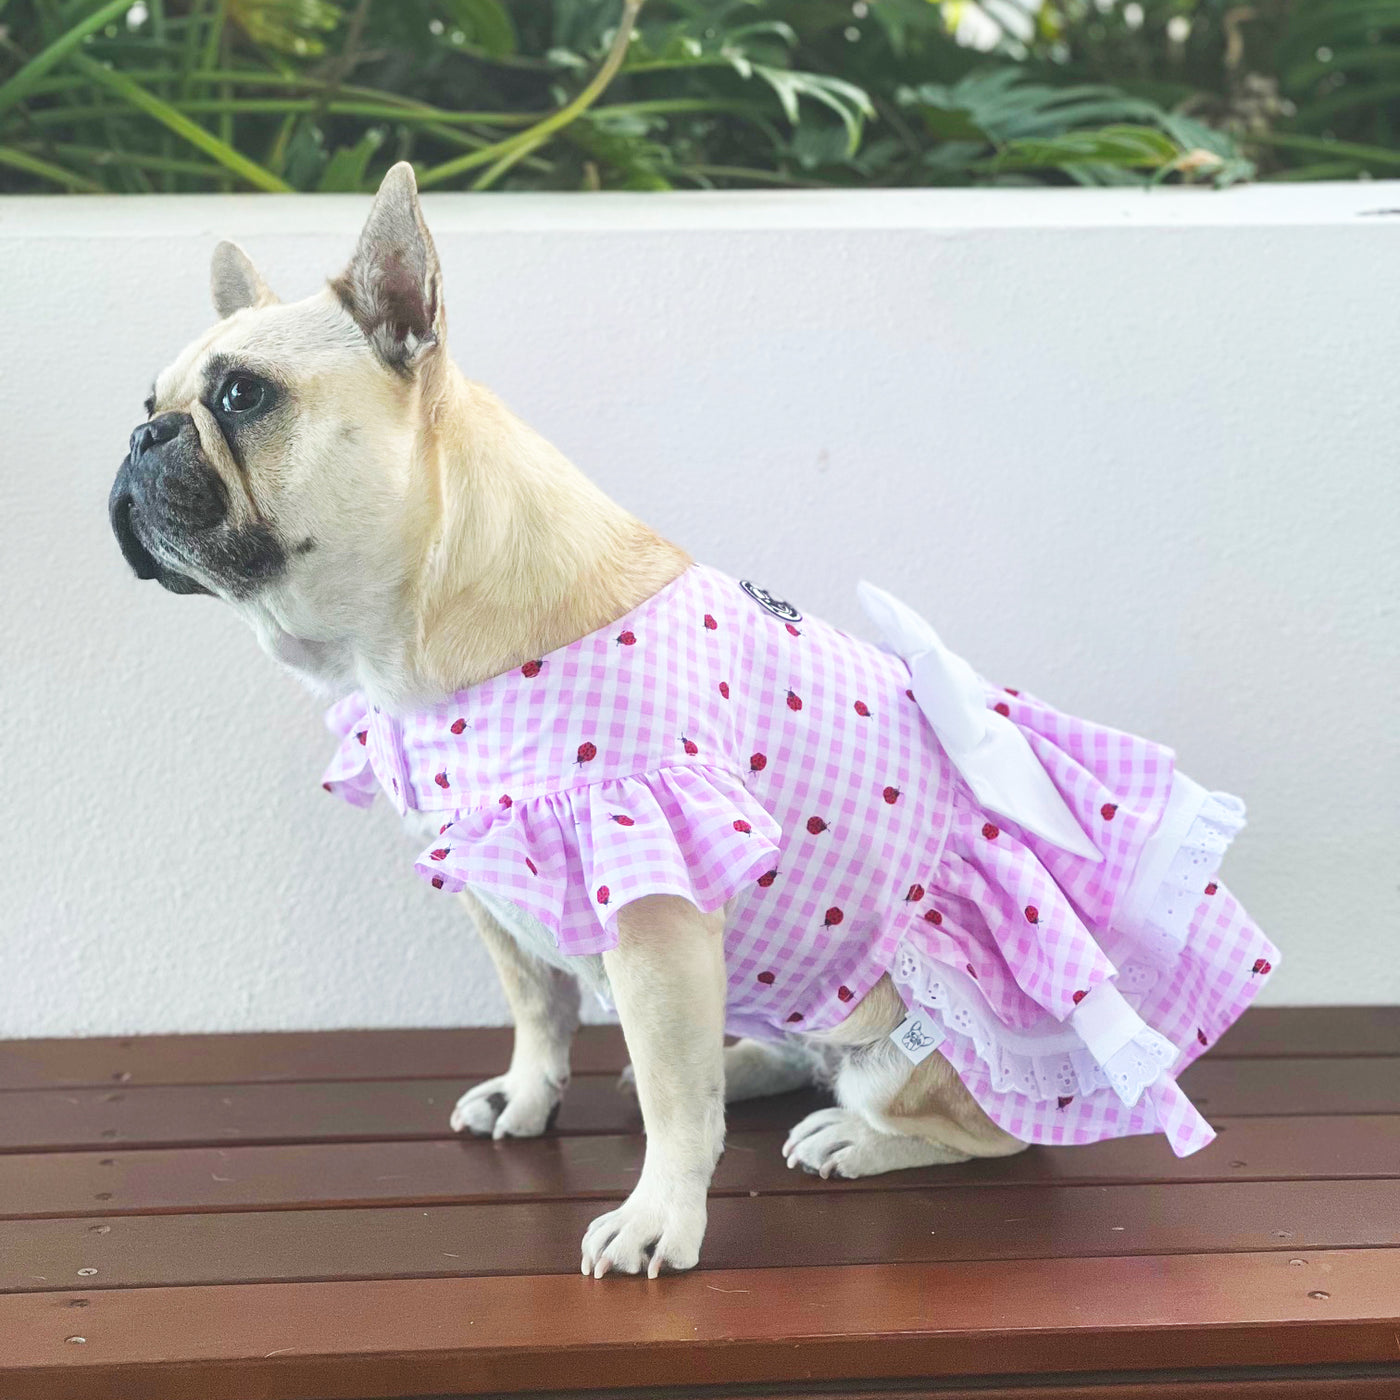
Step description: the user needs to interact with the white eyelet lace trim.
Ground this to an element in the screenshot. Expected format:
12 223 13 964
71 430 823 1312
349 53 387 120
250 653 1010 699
891 778 1246 1106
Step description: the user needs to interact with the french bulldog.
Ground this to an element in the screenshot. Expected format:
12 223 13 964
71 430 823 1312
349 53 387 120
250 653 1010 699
110 164 1267 1276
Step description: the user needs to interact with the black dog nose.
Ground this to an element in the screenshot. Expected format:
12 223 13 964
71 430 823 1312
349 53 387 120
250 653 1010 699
130 411 184 460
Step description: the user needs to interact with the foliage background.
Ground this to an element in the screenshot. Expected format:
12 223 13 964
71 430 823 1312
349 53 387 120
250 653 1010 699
0 0 1396 194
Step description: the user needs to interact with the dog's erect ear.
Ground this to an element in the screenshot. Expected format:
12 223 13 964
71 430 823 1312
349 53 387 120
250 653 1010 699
210 241 278 318
331 161 444 372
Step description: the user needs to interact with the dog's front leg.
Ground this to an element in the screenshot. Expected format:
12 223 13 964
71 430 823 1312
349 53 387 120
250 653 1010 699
450 890 580 1139
582 894 726 1278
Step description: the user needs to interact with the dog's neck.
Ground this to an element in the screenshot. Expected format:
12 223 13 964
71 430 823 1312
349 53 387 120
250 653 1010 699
258 356 690 712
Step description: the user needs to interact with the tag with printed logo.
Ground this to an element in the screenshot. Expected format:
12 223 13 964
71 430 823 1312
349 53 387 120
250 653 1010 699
890 1012 943 1066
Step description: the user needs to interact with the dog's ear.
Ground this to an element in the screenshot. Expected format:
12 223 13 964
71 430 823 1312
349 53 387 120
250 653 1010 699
210 241 278 318
331 161 444 372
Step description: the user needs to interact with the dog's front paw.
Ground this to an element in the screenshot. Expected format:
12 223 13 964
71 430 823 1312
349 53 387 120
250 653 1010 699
580 1182 707 1279
449 1071 564 1139
783 1107 970 1178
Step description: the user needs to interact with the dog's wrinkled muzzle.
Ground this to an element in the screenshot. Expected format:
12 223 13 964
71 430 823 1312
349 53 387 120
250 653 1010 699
109 452 211 596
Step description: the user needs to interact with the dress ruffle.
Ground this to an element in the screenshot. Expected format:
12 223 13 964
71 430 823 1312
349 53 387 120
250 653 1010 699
890 786 1269 1157
321 693 377 809
412 766 782 954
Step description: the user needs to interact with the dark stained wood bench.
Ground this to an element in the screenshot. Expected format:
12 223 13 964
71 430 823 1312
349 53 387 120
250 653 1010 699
0 1007 1396 1399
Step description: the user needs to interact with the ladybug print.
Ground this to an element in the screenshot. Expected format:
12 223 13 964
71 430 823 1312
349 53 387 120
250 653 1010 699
1024 905 1039 924
1252 958 1272 976
321 781 333 792
905 883 925 903
906 688 916 701
924 909 943 925
785 622 801 637
576 741 597 765
439 823 450 835
434 771 450 790
429 848 449 862
616 630 636 647
703 613 718 630
786 689 803 712
524 858 538 876
785 1012 804 1023
681 735 699 756
1057 1095 1073 1109
883 785 901 805
719 681 730 699
1072 989 1088 1005
965 963 978 979
854 700 871 718
449 719 466 735
431 875 444 890
521 659 542 678
756 868 779 888
596 886 610 906
756 970 776 985
611 814 635 826
981 822 1000 841
733 819 753 835
993 702 1010 717
1005 688 1020 696
499 794 512 809
1101 803 1118 821
749 752 768 774
1197 1028 1209 1046
806 816 829 835
1205 882 1218 896
822 907 844 929
356 729 368 745
837 984 854 1002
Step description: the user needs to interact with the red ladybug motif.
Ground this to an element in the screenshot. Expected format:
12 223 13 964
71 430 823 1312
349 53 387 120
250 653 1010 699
786 1012 804 1023
786 689 803 711
749 752 767 774
1101 803 1118 821
1024 905 1039 924
785 623 801 637
596 886 610 905
431 876 444 889
906 688 916 701
924 909 943 926
966 963 978 979
616 630 636 647
1205 882 1218 896
1072 989 1088 1004
434 772 450 790
806 816 829 835
576 741 597 765
719 681 730 699
905 883 925 903
981 822 1000 841
322 781 333 792
497 795 512 811
1005 688 1020 697
681 735 699 756
883 785 901 805
1252 958 1272 976
525 857 538 875
611 814 635 826
757 869 779 888
356 729 368 745
430 848 449 862
993 702 1010 717
733 819 752 835
521 660 542 678
757 970 776 985
703 614 718 631
822 907 844 929
1057 1095 1073 1109
1197 1028 1209 1046
854 700 871 718
449 719 466 735
837 985 854 1002
439 823 450 835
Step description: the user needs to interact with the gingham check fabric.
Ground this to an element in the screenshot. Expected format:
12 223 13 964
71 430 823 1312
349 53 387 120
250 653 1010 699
322 564 1278 1156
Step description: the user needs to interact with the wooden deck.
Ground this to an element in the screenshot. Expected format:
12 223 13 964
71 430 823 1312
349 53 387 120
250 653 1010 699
0 1007 1397 1399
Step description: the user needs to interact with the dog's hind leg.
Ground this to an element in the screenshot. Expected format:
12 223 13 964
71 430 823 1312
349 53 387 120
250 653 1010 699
450 889 580 1139
784 975 1028 1179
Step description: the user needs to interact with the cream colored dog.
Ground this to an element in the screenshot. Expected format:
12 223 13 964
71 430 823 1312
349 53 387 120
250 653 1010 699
110 165 1023 1278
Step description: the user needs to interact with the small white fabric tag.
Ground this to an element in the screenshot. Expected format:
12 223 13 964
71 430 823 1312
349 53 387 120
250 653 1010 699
890 1013 944 1065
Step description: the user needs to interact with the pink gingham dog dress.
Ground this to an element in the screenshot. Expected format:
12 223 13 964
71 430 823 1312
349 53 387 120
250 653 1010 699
323 564 1278 1157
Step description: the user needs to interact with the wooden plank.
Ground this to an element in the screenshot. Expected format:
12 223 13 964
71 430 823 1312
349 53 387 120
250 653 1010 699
1 1114 1396 1220
4 1179 1397 1291
3 1056 1395 1156
1 1251 1397 1399
2 1008 1393 1092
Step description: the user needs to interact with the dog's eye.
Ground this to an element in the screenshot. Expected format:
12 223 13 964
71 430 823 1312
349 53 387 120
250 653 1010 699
219 375 266 416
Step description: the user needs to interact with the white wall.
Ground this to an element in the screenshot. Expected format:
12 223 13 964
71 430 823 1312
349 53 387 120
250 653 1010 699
1 185 1396 1037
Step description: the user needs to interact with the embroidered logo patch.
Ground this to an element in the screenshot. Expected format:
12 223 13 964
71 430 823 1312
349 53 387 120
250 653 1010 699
740 579 802 622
